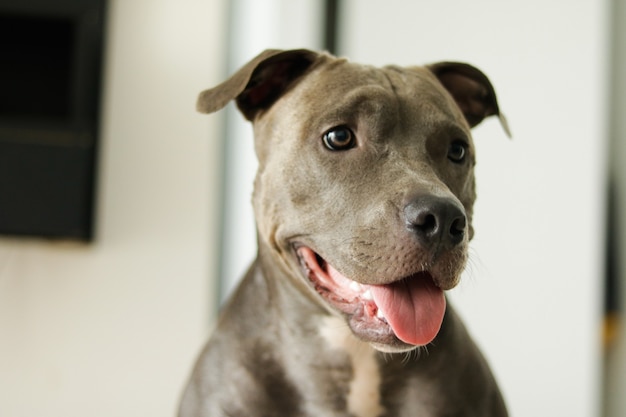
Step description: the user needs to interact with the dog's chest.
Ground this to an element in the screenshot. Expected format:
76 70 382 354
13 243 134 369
318 316 385 417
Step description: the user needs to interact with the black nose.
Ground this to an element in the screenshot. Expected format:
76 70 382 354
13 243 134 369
404 195 467 248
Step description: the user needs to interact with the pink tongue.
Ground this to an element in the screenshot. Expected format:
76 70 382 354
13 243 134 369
369 277 446 346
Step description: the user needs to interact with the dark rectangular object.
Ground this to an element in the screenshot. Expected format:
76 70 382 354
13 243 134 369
0 0 106 240
0 140 95 238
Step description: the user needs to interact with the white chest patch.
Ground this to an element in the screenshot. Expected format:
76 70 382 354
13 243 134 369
319 316 385 417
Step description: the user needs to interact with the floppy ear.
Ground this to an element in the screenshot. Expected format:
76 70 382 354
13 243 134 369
428 62 511 137
197 49 322 121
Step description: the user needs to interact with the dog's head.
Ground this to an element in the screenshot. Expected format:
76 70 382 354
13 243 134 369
199 49 508 352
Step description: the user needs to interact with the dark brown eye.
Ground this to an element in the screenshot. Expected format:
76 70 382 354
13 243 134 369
322 126 356 151
447 140 468 163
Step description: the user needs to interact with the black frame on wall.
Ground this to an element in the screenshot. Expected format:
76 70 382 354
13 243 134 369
0 0 107 241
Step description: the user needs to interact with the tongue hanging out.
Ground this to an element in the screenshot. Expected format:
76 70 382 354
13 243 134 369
299 247 447 346
369 276 446 346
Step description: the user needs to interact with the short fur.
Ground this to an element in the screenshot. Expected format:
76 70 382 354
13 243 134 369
180 49 509 417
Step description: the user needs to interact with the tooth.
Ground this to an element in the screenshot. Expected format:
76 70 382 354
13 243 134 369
362 289 373 300
349 281 362 292
376 309 385 320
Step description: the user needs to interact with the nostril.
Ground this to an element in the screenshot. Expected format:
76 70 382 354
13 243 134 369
450 215 466 238
414 212 438 236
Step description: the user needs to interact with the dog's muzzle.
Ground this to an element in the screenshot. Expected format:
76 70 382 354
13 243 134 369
297 246 446 350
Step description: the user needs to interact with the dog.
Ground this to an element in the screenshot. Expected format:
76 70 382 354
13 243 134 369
179 49 510 417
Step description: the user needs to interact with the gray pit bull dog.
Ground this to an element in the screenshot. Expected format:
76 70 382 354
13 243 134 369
179 49 510 417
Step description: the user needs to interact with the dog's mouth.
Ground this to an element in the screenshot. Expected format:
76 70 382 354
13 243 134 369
297 246 446 349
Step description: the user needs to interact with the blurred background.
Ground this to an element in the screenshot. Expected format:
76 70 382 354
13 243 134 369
0 0 624 416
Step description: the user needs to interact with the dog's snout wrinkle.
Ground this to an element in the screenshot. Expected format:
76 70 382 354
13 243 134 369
404 196 466 248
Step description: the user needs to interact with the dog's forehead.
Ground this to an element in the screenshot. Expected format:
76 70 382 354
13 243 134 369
304 59 450 101
291 59 466 129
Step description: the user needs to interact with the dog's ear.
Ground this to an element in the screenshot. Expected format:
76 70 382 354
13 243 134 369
197 49 321 120
428 62 511 137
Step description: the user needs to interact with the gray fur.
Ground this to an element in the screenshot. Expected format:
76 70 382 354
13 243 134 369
180 49 508 417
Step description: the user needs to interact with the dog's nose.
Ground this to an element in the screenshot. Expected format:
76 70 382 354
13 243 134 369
404 195 467 248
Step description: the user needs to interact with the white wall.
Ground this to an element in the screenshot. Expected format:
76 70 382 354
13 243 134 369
0 1 226 416
339 1 608 416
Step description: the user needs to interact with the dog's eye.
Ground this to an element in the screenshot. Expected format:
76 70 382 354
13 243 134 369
447 140 468 163
322 126 356 151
